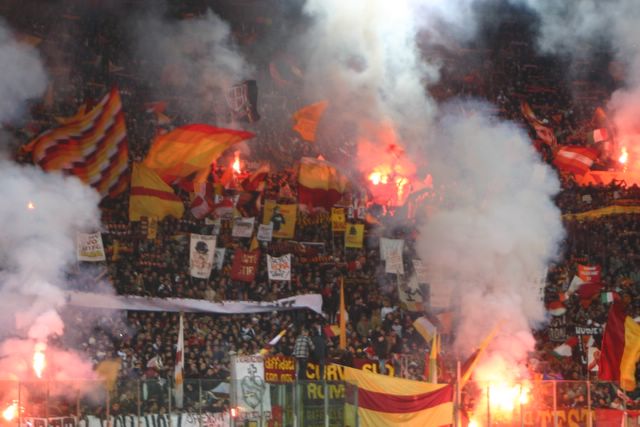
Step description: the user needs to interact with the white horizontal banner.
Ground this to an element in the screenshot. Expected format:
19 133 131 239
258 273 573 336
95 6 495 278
65 292 323 315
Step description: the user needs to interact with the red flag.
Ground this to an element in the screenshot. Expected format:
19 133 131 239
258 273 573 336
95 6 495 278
599 301 640 391
553 146 599 175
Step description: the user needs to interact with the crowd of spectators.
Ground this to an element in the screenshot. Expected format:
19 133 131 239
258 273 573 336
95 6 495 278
4 0 640 417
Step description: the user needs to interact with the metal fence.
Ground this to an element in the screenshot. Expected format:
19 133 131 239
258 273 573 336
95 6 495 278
1 378 639 427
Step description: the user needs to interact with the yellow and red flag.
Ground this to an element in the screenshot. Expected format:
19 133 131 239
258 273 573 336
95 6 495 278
129 163 184 221
297 157 349 209
24 88 129 198
599 301 640 391
342 365 454 427
143 124 254 185
339 277 347 350
292 100 328 142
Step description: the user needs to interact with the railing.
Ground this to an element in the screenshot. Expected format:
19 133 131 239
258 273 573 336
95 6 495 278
0 379 358 427
2 378 640 426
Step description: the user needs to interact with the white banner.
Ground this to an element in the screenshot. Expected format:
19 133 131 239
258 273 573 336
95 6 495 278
66 292 324 315
257 223 273 242
77 232 106 262
398 274 424 311
232 217 255 238
385 251 404 275
267 254 291 281
232 355 271 421
214 248 226 270
190 234 216 279
380 238 404 261
79 412 230 427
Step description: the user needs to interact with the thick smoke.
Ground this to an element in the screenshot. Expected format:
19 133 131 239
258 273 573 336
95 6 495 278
522 0 640 163
419 103 564 378
0 22 101 381
0 20 47 124
133 10 253 119
296 0 565 376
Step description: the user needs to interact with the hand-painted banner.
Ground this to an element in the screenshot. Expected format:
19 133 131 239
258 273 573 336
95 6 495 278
65 291 323 314
263 200 297 239
345 223 364 248
190 234 216 278
232 217 255 238
257 223 273 242
230 249 260 282
264 355 296 384
380 238 404 261
80 412 230 427
267 254 291 281
231 355 271 420
77 232 106 262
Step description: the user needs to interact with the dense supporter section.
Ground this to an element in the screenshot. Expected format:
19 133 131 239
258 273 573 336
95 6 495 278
1 0 640 421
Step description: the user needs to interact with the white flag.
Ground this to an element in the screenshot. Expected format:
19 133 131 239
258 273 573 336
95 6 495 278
214 247 226 270
174 314 184 408
380 238 404 261
77 232 106 262
267 254 291 281
189 234 216 278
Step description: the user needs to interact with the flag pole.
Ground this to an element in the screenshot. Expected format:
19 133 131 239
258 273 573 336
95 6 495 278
456 360 462 427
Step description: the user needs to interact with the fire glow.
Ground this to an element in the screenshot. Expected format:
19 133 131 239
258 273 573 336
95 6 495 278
27 201 35 210
619 146 628 165
232 151 241 174
32 342 46 379
2 402 18 422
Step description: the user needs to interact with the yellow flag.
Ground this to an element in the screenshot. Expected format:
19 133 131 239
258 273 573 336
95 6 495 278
129 163 185 221
263 200 297 239
345 223 364 248
292 101 328 142
95 359 121 392
147 216 158 240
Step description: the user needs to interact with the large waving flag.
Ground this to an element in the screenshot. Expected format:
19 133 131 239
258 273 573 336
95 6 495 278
599 301 640 391
553 146 599 175
297 157 349 209
342 365 454 427
292 101 328 142
129 163 184 221
143 124 254 185
24 88 129 197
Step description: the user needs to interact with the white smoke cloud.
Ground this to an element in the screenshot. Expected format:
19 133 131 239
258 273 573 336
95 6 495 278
134 10 253 117
0 22 102 382
296 1 565 375
521 0 640 164
0 21 47 123
419 103 564 378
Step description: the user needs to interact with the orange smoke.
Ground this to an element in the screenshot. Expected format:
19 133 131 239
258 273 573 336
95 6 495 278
33 342 46 379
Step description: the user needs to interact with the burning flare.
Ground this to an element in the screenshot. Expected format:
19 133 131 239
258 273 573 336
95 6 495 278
2 402 17 422
32 342 46 379
27 201 35 210
232 151 241 174
619 146 628 165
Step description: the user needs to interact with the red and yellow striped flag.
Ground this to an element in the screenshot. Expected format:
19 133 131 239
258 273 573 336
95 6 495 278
297 157 349 209
24 88 129 197
342 365 454 427
143 124 254 184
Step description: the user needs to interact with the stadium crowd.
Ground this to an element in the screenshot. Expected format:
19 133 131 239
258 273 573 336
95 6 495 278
4 0 640 418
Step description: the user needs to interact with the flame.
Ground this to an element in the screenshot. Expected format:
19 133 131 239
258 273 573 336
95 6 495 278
33 342 46 379
232 151 241 174
27 201 35 210
2 402 17 422
487 381 529 413
468 420 479 427
619 146 628 164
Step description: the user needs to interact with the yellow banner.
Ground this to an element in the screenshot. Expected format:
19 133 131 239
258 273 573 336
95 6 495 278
345 223 364 248
563 205 640 221
331 207 346 232
263 200 297 239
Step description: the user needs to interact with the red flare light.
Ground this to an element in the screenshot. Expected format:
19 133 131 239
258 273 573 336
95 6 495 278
27 201 35 210
33 342 46 379
232 151 241 174
619 146 628 164
2 402 18 422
